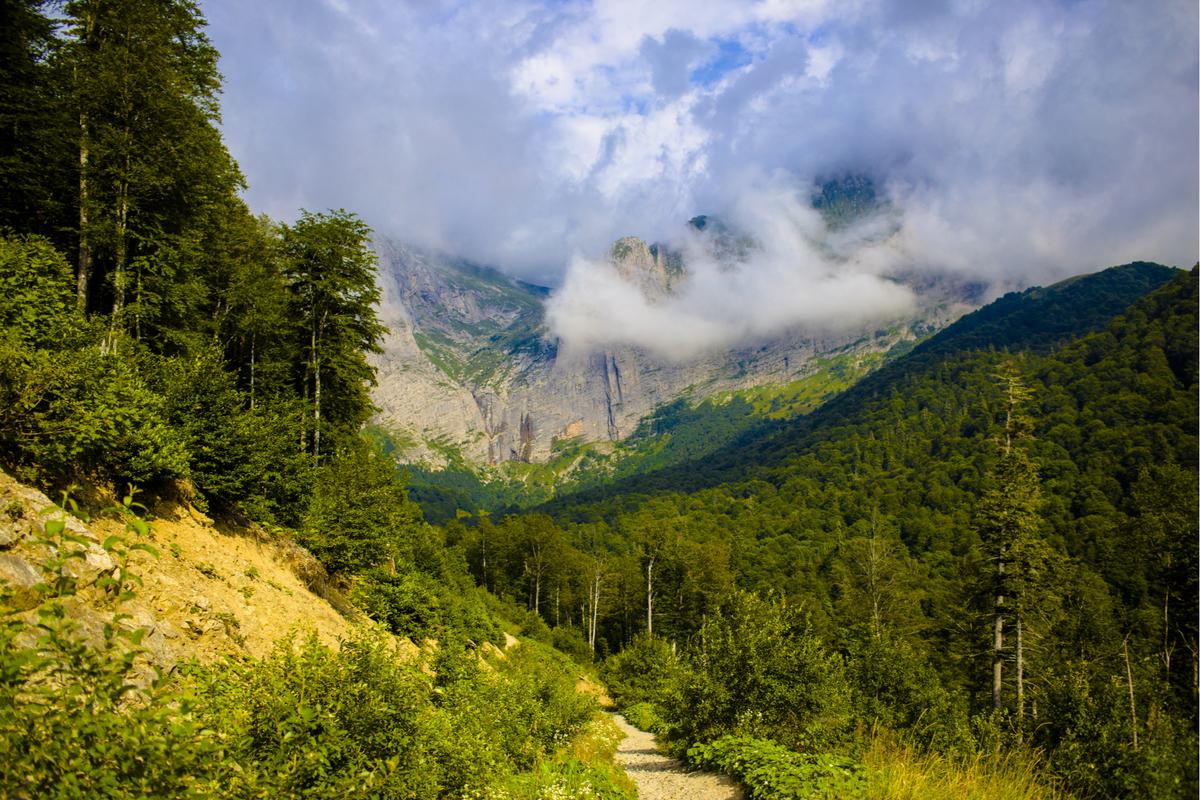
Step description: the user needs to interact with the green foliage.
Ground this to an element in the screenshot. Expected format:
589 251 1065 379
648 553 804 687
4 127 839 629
0 233 78 348
621 702 667 735
0 339 189 486
300 440 425 575
669 591 853 752
197 630 438 798
913 262 1178 358
157 344 310 515
688 735 866 800
0 497 613 799
0 496 225 799
843 635 972 753
352 566 500 644
603 633 683 709
489 756 635 800
508 268 1198 798
280 209 386 459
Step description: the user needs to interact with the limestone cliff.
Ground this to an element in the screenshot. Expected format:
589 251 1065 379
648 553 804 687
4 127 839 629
370 236 977 468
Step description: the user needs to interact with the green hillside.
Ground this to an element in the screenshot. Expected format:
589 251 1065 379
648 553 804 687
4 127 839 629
450 267 1198 798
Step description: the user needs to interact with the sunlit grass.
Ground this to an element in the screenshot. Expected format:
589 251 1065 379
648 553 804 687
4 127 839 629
865 736 1068 800
571 713 638 796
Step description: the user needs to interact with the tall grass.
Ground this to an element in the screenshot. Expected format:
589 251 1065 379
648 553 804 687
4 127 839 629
865 735 1069 800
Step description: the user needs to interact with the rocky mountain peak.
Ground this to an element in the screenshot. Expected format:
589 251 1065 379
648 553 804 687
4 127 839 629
608 236 683 298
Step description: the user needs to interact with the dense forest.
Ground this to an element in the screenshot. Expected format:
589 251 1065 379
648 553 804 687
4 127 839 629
0 1 1196 799
442 266 1199 798
0 2 634 798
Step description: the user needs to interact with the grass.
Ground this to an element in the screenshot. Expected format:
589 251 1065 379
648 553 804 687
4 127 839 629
864 736 1067 800
570 713 637 796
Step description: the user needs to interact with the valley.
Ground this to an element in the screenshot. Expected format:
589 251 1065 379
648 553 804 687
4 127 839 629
0 1 1196 798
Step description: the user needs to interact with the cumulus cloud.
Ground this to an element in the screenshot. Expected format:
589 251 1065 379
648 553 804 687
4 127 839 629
546 176 916 359
203 0 1199 319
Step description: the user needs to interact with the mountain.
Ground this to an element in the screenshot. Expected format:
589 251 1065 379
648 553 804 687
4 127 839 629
369 235 973 473
462 266 1197 800
529 261 1184 508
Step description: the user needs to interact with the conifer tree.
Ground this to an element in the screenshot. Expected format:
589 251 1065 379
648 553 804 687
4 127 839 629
975 365 1044 732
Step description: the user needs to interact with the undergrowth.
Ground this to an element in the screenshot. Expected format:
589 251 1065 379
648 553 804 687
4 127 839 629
0 497 629 798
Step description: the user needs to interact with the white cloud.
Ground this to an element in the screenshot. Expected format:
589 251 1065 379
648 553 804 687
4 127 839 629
203 0 1198 304
546 177 916 359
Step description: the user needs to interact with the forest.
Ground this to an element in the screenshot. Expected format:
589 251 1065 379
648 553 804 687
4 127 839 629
1 1 1197 798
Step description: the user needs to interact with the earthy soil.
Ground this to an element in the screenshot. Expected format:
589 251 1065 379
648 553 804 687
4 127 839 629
612 714 744 800
107 504 356 663
0 468 399 673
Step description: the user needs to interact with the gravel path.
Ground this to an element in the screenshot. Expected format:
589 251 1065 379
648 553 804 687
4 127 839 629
612 714 744 800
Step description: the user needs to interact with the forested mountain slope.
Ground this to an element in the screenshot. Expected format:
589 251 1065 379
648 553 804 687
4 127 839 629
453 267 1197 798
530 261 1182 508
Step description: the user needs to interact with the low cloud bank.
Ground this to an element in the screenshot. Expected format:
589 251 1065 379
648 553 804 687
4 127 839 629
546 179 918 360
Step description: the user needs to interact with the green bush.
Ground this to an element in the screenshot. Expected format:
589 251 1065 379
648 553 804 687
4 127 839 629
0 233 78 349
688 735 866 800
0 498 225 799
353 566 501 645
0 341 189 487
668 591 853 752
300 441 425 575
602 633 682 708
549 624 593 664
196 631 437 798
621 701 667 735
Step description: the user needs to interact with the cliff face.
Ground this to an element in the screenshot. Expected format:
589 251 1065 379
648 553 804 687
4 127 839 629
370 236 974 468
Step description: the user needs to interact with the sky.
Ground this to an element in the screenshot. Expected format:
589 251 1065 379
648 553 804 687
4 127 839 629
203 0 1199 356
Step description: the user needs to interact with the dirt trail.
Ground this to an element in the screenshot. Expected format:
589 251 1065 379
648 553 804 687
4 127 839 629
612 714 743 800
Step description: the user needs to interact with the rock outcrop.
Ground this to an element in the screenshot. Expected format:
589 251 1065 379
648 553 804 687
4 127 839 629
0 469 352 680
370 236 977 468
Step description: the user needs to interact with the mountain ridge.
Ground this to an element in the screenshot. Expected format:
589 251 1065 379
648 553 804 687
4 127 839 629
370 235 970 471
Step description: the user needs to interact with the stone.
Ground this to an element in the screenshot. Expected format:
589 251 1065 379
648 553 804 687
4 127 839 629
0 554 43 610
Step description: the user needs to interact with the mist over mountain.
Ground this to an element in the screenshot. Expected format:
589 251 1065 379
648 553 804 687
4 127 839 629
547 175 919 359
209 0 1198 288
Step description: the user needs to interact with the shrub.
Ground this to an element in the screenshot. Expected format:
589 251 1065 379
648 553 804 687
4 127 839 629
688 735 866 800
602 633 682 708
0 497 225 799
668 591 853 752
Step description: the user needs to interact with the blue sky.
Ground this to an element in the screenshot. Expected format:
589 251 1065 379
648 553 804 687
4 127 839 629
202 0 1198 291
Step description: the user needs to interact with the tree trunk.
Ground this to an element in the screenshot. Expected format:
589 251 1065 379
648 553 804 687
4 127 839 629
646 554 655 639
299 371 308 452
312 313 324 461
993 556 1005 712
249 334 256 409
74 7 95 311
588 566 602 652
111 174 129 332
1016 611 1024 742
480 529 488 594
76 111 92 310
868 514 882 639
1123 634 1139 749
134 266 142 341
1163 588 1172 690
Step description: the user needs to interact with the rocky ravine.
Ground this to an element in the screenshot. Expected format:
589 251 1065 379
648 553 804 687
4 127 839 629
370 236 977 468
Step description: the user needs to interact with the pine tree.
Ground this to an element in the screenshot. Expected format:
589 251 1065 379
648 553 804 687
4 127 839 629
975 365 1045 735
